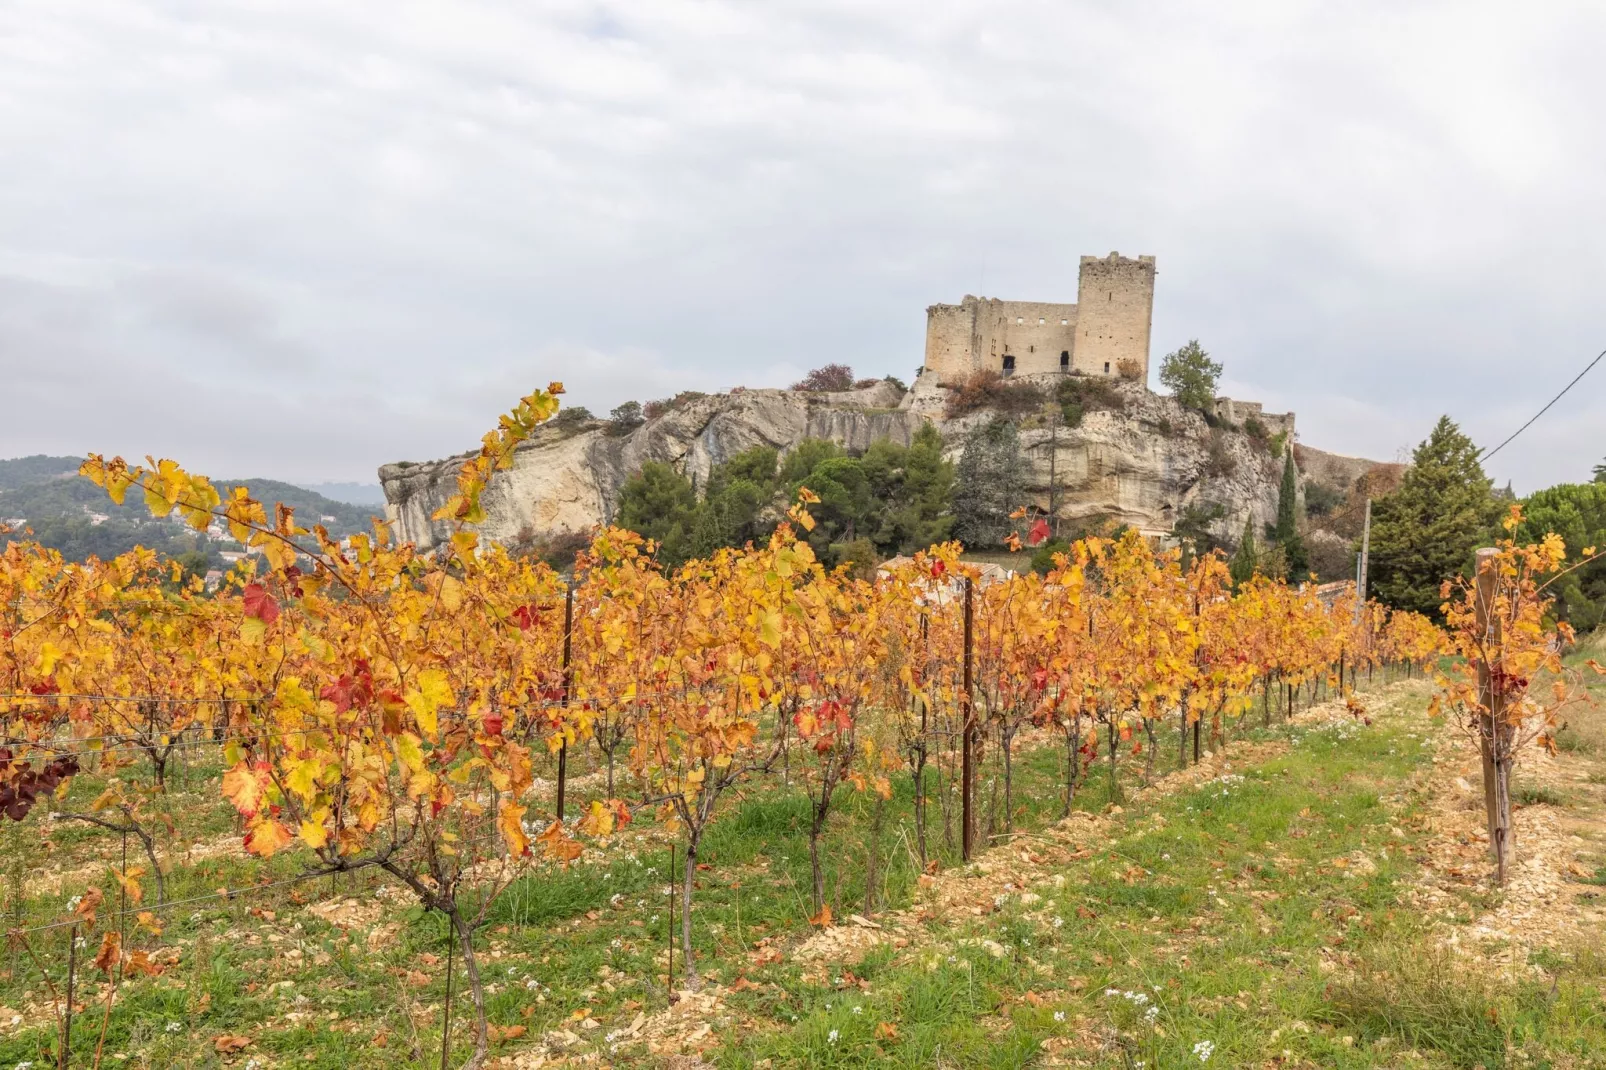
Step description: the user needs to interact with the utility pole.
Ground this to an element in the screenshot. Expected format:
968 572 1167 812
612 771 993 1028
1356 498 1373 611
1047 404 1060 539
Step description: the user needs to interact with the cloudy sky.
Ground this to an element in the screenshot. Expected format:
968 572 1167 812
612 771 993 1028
2 1 1603 491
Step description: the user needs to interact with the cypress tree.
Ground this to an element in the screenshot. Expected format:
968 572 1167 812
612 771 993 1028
1229 516 1259 587
1273 448 1309 578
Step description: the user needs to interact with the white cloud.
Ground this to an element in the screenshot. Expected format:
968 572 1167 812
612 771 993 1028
1 0 1603 490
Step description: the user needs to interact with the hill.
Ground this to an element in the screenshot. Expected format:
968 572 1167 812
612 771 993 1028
0 458 384 566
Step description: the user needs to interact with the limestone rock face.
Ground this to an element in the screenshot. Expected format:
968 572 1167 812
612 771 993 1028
379 381 923 552
380 373 1335 553
948 375 1287 543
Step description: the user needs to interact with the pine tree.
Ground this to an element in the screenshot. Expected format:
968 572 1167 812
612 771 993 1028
1368 415 1498 618
953 418 1023 550
1272 448 1309 578
1229 516 1259 587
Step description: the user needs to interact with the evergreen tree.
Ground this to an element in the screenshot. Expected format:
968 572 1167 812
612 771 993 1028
868 423 955 553
1368 415 1498 618
1229 516 1259 587
953 418 1023 550
1272 448 1309 578
615 461 697 565
1517 481 1606 632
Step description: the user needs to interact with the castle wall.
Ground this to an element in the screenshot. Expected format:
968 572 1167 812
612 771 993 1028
975 299 1079 377
1073 253 1156 379
924 297 1078 382
923 302 979 384
1215 397 1296 437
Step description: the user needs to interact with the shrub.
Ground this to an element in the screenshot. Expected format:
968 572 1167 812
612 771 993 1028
945 371 1046 419
1202 429 1236 478
852 378 882 389
641 392 707 421
508 527 591 572
1116 358 1144 381
1243 416 1270 450
1303 481 1345 518
830 536 880 580
1030 537 1071 575
608 401 645 435
552 406 594 428
883 376 907 391
1054 377 1126 426
791 364 856 392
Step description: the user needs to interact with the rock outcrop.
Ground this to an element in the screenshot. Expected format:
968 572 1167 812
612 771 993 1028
379 373 1363 554
380 381 922 552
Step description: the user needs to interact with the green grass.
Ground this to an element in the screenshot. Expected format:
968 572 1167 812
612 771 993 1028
2 682 1604 1067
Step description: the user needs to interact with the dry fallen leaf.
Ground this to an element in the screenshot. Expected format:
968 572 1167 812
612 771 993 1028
875 1021 899 1040
213 1034 253 1054
124 950 164 977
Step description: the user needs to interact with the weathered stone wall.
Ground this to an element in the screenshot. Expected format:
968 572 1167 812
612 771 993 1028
922 302 978 384
1074 253 1156 379
1214 397 1296 438
923 297 1079 383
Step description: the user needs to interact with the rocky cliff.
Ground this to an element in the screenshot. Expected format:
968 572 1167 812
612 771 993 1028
380 381 924 552
379 373 1373 555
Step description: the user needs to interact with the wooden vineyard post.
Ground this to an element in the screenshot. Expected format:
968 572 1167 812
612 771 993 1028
557 585 574 821
60 922 77 1070
1473 547 1513 882
439 926 454 1070
960 576 975 863
666 846 675 998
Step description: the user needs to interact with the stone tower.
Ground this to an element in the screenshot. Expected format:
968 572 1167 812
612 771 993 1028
1072 252 1156 380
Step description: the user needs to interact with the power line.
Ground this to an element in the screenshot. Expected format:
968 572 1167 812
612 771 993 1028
1480 346 1606 462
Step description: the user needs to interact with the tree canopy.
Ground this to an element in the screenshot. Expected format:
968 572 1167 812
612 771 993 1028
1158 339 1222 412
1367 415 1497 618
1516 481 1606 632
953 418 1024 550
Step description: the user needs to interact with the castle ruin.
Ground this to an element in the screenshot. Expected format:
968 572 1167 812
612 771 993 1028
922 252 1157 383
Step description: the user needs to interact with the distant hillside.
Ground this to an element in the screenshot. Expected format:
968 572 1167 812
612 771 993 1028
0 455 81 492
0 458 384 566
302 481 387 506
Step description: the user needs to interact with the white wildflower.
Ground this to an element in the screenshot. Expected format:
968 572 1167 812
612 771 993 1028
1193 1039 1214 1062
827 1029 839 1045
